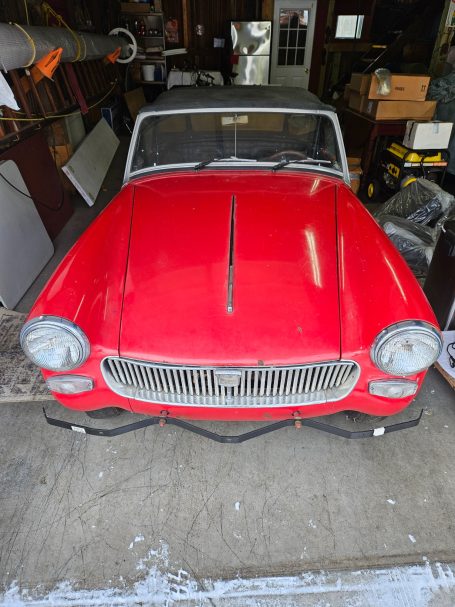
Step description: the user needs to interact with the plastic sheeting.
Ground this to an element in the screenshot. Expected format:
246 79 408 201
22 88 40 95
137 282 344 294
377 215 437 277
0 23 129 71
374 178 455 227
375 179 455 278
428 70 455 174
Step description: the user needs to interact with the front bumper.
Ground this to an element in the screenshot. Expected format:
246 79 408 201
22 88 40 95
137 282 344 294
43 407 423 442
42 354 427 421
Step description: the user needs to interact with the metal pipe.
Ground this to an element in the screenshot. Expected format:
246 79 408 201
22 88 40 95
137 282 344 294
0 23 129 71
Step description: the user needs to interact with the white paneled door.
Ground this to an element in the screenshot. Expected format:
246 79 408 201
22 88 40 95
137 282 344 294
270 0 317 88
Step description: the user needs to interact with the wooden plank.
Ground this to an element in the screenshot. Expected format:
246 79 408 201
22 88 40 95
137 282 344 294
124 87 146 122
9 70 32 117
182 0 190 48
435 362 455 390
261 0 273 20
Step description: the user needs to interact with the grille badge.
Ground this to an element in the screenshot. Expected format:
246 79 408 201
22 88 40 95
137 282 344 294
214 369 242 388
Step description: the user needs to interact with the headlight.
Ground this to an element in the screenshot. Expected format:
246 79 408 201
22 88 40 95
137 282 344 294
371 320 442 376
20 316 90 371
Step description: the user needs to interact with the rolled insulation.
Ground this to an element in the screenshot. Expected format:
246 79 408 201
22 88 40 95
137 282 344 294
0 23 129 71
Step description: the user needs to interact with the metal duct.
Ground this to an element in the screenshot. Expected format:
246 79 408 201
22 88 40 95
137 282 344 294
0 23 129 71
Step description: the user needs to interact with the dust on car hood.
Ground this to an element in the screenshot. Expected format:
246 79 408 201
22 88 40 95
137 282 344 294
120 171 341 365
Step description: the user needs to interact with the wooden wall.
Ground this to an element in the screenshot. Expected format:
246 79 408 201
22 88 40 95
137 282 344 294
164 0 263 71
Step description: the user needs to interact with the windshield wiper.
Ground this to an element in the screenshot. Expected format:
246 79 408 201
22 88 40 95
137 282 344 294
272 158 332 172
194 157 258 170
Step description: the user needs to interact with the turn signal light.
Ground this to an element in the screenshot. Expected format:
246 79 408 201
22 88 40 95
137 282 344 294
369 380 418 399
46 375 94 394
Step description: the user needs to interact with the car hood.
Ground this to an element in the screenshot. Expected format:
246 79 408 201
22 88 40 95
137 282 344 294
120 172 340 365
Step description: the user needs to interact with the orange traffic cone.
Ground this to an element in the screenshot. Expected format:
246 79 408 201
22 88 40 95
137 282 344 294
31 48 63 82
105 47 121 64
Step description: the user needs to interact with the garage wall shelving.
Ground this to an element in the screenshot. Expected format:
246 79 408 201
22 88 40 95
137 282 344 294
120 2 167 86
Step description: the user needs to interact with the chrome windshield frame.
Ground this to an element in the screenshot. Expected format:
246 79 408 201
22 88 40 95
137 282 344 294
123 107 350 186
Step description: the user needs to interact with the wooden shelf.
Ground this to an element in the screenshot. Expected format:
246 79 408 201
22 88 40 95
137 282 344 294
435 362 455 390
133 80 166 85
135 57 166 63
120 11 163 17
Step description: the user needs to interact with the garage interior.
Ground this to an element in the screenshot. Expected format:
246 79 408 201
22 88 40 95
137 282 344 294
1 0 455 605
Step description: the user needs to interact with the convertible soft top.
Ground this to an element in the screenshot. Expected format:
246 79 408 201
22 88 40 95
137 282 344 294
139 85 335 114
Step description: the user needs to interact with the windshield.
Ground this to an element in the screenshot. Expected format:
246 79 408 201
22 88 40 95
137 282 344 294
130 111 342 174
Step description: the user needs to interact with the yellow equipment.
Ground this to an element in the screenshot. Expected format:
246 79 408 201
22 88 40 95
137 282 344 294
366 141 449 201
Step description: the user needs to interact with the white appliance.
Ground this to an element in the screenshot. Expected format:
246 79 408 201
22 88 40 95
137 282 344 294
231 21 271 85
0 160 54 309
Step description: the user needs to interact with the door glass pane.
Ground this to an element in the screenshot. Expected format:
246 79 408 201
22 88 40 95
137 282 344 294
278 9 309 67
297 29 307 48
287 48 296 65
277 8 312 73
288 29 297 47
296 48 305 65
279 9 308 27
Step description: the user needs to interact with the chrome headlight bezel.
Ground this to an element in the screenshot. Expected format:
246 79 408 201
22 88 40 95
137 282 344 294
371 320 442 377
20 315 90 372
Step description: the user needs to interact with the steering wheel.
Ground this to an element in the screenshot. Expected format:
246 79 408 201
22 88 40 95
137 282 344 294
109 28 137 64
267 150 308 161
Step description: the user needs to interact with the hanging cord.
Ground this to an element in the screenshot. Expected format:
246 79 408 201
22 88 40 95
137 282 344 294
13 23 36 67
447 342 455 369
23 0 29 25
0 169 65 212
0 79 119 121
41 2 83 62
0 110 65 212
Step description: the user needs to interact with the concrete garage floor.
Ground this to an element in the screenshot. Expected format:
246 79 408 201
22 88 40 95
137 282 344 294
1 138 455 606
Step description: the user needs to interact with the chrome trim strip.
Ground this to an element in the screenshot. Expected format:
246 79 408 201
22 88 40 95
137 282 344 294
101 358 360 408
227 195 236 314
124 108 349 185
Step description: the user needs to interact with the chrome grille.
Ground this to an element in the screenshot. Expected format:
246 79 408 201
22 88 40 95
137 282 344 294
102 358 359 407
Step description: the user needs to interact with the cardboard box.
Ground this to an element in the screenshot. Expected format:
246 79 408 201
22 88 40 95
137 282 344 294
403 120 453 150
350 73 430 101
347 156 362 168
46 115 85 150
348 157 362 194
124 87 146 122
367 74 430 101
348 91 368 114
48 144 77 194
350 73 370 95
50 144 73 168
364 99 437 121
47 120 68 146
349 168 362 194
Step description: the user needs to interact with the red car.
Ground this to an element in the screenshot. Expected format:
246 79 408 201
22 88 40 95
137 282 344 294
21 87 442 441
